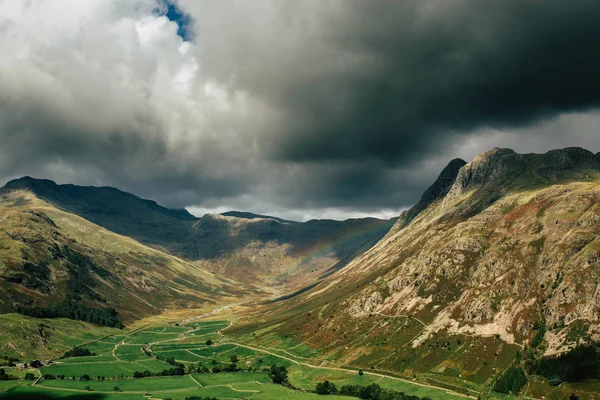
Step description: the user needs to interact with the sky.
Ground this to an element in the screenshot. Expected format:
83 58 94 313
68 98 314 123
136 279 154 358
1 0 600 221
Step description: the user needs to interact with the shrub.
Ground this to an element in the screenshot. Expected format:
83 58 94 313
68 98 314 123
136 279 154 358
269 365 288 384
316 380 338 394
63 347 93 358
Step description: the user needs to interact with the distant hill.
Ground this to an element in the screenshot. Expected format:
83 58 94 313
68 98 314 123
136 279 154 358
220 211 294 224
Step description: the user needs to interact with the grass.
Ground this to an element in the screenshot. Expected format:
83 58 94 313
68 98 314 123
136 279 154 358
0 314 121 361
0 386 143 399
124 332 181 345
153 349 204 362
0 381 28 393
2 317 519 399
39 375 198 392
41 359 172 378
192 372 271 386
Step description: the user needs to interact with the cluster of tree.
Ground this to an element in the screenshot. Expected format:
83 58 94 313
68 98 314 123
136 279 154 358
316 383 431 400
43 373 103 380
184 363 211 374
62 347 94 358
269 365 288 385
528 344 600 382
133 365 186 378
17 300 123 328
210 363 241 373
493 366 527 395
0 369 16 381
316 380 338 394
156 354 242 374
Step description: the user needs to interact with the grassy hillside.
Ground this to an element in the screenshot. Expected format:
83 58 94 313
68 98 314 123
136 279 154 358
0 189 236 323
0 313 121 362
228 148 600 397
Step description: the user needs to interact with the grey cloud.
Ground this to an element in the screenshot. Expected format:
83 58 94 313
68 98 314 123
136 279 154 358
1 0 600 219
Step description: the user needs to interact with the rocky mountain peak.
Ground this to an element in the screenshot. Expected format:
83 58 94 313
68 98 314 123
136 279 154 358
390 158 466 233
445 147 600 205
446 148 520 198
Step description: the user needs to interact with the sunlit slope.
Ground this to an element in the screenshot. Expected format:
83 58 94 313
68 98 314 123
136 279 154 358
0 313 122 361
230 148 600 388
0 189 236 323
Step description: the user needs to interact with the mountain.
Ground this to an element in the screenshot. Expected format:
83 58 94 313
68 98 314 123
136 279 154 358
0 177 395 314
230 147 600 397
0 187 237 324
3 176 196 249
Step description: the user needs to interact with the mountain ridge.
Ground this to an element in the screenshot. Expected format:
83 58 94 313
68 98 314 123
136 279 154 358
0 176 396 302
228 146 600 397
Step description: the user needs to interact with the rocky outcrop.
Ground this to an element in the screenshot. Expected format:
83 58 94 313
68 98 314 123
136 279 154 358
390 158 466 234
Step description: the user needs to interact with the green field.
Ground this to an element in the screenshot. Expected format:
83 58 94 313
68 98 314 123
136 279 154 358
41 359 173 378
39 375 198 391
0 318 516 399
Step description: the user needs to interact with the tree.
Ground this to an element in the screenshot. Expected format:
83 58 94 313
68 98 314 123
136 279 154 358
269 365 288 385
63 347 93 358
113 386 121 392
84 385 92 391
205 339 213 346
316 380 338 394
528 344 600 382
24 373 36 380
30 360 42 368
230 355 239 363
358 369 364 376
494 366 527 395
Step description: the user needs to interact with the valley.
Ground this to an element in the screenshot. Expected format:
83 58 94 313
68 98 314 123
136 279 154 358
2 148 600 399
0 306 471 400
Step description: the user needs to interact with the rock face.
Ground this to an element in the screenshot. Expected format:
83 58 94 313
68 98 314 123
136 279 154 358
445 147 600 203
247 147 600 383
390 158 466 234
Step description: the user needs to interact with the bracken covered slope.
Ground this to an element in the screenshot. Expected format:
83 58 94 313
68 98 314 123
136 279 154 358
234 147 600 392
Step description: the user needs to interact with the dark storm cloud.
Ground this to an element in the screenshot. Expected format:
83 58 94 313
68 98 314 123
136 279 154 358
213 0 600 164
1 0 600 219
